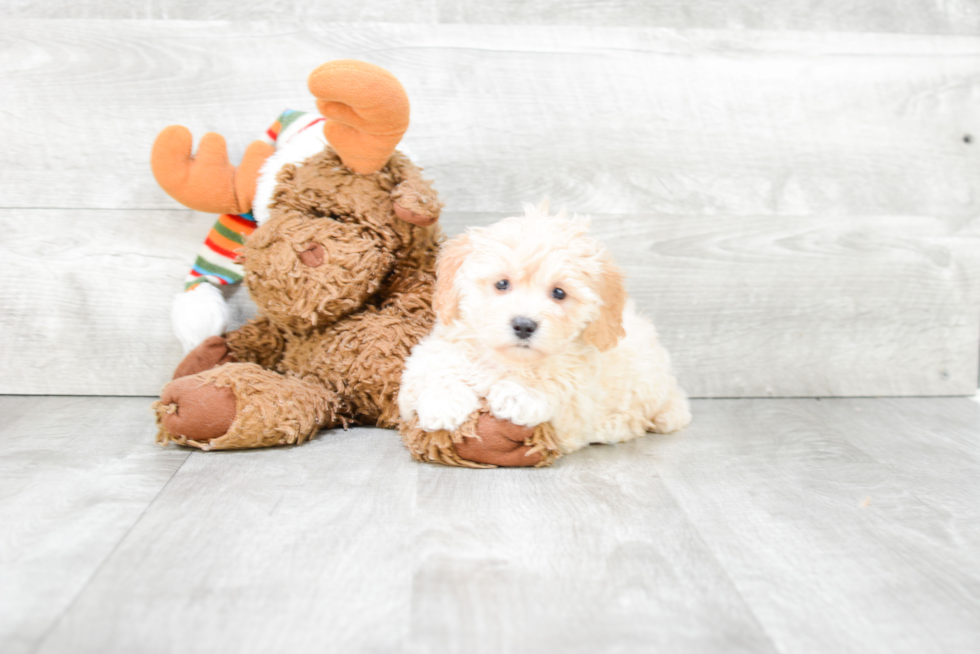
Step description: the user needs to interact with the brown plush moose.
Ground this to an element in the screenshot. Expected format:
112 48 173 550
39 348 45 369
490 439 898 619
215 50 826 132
151 60 559 466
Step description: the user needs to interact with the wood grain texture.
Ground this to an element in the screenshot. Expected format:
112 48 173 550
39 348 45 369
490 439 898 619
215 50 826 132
4 1 979 35
442 212 980 398
0 396 189 654
0 208 213 395
655 398 980 653
2 20 979 397
32 422 776 654
408 442 776 654
13 397 979 653
2 209 977 397
0 21 977 217
35 427 422 654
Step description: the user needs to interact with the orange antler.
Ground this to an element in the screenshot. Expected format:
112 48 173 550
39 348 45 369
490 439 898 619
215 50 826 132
307 60 410 175
151 125 274 214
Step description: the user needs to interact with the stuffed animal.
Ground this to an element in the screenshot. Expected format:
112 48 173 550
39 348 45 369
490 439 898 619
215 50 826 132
151 60 554 465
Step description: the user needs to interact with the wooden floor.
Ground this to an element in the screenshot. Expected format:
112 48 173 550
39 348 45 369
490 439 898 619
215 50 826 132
3 396 978 654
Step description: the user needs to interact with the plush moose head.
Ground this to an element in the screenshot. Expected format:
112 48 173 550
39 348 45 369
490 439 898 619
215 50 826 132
244 148 440 334
152 60 443 337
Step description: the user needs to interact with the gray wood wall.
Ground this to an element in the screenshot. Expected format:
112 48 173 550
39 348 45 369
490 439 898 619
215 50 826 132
1 3 979 397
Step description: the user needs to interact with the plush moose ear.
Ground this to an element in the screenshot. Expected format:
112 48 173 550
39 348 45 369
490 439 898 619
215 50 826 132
581 256 627 352
432 234 472 324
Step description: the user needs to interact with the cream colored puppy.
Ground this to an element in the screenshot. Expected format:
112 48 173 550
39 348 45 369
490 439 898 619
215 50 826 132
398 204 691 455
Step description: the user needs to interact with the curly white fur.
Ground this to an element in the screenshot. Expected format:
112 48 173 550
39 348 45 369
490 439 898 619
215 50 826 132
398 204 691 455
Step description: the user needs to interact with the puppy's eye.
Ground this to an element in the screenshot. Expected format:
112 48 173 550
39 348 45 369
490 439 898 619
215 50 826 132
495 280 510 291
552 287 566 300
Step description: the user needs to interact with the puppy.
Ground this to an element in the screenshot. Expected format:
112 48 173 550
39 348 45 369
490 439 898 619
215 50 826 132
398 204 691 456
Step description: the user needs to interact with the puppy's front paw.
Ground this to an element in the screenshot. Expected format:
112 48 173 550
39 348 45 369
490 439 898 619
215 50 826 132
487 380 552 427
651 391 692 434
416 383 480 432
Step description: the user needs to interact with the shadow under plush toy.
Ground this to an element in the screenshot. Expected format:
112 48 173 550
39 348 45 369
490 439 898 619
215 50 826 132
152 60 558 465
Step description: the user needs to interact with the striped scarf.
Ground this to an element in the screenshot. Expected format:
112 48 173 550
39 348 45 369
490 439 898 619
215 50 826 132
182 109 312 292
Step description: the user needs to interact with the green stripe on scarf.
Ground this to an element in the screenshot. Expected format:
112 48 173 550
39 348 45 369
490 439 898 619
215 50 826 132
214 220 247 245
193 256 241 282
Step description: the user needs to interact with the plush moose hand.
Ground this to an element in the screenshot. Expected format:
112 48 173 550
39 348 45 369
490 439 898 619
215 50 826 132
392 175 442 227
173 336 237 379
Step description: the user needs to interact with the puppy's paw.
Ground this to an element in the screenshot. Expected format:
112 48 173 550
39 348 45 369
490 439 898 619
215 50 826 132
487 380 552 427
416 383 480 432
651 392 692 434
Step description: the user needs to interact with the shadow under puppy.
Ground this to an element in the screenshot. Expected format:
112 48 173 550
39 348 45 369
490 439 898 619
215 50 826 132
399 203 691 467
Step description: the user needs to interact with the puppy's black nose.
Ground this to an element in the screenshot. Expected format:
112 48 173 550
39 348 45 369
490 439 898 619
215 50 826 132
511 317 538 340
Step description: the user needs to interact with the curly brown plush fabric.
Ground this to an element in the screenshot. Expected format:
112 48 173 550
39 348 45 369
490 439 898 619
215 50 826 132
155 362 341 450
154 146 442 450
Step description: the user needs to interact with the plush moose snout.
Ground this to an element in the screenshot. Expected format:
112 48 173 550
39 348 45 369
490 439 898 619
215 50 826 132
298 243 325 267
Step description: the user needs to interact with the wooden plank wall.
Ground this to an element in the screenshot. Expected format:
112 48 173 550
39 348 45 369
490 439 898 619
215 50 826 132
5 1 980 34
0 6 978 397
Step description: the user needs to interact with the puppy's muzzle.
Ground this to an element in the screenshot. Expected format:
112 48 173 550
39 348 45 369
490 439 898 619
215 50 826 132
511 317 538 340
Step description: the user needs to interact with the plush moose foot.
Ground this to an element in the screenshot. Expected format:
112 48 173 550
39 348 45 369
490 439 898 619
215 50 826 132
173 335 237 379
158 375 238 442
154 362 342 450
400 405 561 468
455 414 543 467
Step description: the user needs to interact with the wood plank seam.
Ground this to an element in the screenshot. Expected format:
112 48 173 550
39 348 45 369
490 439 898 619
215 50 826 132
658 478 785 653
29 451 193 654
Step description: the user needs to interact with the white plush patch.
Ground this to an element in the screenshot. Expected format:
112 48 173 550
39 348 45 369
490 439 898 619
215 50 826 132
172 283 230 352
252 125 330 225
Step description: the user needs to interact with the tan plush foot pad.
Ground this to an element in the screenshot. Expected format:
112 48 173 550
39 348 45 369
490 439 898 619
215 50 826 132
400 405 561 468
173 335 238 379
157 376 237 442
154 363 341 451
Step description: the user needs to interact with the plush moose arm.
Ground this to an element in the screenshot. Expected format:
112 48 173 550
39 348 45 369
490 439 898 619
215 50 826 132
391 157 444 227
171 316 285 380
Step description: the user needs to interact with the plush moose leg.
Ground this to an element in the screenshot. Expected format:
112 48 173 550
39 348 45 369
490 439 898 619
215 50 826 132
173 335 237 379
400 405 561 468
171 317 286 380
154 362 342 450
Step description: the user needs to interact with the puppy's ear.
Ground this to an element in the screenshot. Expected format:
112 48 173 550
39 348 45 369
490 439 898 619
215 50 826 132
582 256 626 352
432 234 471 324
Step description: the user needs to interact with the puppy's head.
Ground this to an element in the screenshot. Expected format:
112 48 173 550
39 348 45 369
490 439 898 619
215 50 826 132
433 204 626 360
